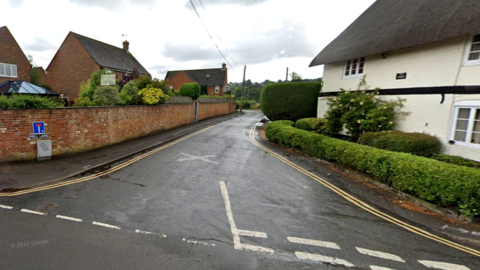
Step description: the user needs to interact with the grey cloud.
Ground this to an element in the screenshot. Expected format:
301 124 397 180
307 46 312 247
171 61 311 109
23 37 58 52
162 43 221 62
231 21 318 65
68 0 157 10
149 64 169 74
8 0 28 7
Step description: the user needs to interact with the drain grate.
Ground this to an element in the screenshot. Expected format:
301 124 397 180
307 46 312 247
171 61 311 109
35 202 58 213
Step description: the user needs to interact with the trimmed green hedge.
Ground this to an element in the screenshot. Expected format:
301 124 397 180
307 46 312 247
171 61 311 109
0 94 64 110
266 121 480 217
432 154 480 168
358 131 442 157
179 83 201 100
295 118 327 134
260 82 321 121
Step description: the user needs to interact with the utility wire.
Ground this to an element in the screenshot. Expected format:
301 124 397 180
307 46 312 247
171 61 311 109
197 0 239 69
189 0 234 70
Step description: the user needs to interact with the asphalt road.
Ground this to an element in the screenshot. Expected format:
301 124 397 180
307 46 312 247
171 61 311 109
1 110 479 269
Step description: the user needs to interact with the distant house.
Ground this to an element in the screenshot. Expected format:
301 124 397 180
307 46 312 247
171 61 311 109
46 32 150 100
0 26 31 84
310 0 480 161
165 63 228 96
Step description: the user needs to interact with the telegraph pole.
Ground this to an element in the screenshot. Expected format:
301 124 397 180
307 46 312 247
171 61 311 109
285 67 289 82
240 65 246 113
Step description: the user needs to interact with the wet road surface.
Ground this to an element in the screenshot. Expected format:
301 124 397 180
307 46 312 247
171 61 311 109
1 110 479 269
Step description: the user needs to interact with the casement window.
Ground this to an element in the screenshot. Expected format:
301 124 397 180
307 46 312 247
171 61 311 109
463 34 480 66
0 63 18 78
343 57 365 79
451 101 480 146
215 86 220 93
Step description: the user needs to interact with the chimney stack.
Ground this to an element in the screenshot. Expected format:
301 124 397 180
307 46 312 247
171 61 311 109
123 40 129 51
222 63 226 69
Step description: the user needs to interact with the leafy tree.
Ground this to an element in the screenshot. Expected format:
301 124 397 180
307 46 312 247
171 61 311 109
120 81 139 105
30 68 42 85
248 87 262 102
78 69 112 101
92 85 124 106
290 72 303 82
200 84 208 96
245 79 252 87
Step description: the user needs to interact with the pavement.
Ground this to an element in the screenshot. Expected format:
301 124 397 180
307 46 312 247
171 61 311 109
0 112 242 191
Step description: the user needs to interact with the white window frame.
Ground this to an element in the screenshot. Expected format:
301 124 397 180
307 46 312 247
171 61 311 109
463 34 480 66
450 100 480 149
215 86 220 93
0 63 18 78
343 57 365 79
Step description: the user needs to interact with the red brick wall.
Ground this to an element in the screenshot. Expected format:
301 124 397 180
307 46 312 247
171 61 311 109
168 71 195 90
0 27 31 84
0 102 236 162
46 33 100 99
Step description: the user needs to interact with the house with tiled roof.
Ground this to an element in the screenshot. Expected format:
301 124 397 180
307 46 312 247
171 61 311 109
311 0 480 161
165 64 228 96
47 32 150 100
0 26 31 84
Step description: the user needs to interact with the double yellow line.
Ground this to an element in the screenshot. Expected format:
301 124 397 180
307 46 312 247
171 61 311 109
0 126 213 197
249 125 480 258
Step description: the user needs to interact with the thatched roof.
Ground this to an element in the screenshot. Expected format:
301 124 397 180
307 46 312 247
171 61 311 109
310 0 480 66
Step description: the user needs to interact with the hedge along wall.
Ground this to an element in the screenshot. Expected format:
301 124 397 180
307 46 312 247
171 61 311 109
0 102 236 162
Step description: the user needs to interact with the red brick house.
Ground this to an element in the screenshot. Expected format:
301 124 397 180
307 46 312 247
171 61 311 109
165 64 228 96
0 26 31 84
46 32 150 100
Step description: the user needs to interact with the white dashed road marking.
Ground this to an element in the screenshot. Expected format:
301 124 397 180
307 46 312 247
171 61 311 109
0 204 13 209
370 266 395 270
56 215 82 222
219 181 275 254
356 247 406 262
135 230 167 238
295 252 355 267
288 236 341 250
20 209 47 216
418 260 470 270
238 229 267 239
92 221 121 230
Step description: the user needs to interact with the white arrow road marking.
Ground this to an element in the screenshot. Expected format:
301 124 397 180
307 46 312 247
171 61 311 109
356 247 405 262
21 209 47 216
178 153 219 164
418 260 470 270
295 252 354 267
219 181 274 254
370 266 395 270
287 237 341 250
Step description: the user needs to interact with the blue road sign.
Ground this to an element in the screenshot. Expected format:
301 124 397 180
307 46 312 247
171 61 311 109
32 122 45 134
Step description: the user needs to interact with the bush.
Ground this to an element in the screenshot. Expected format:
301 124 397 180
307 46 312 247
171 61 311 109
236 100 256 109
120 81 139 105
78 69 110 101
3 95 64 110
137 86 169 105
431 154 479 168
295 118 327 134
260 82 321 121
179 83 201 100
265 121 480 217
92 86 124 106
358 130 442 157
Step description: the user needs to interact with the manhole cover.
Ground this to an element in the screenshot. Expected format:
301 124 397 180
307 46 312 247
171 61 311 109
35 202 58 213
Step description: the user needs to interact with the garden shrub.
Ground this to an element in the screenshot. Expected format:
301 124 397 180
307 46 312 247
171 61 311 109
358 130 442 157
5 95 64 110
120 81 139 105
137 86 169 105
92 86 124 106
235 100 256 109
431 154 479 168
260 82 321 121
265 120 480 217
0 95 8 109
295 118 327 134
179 83 201 100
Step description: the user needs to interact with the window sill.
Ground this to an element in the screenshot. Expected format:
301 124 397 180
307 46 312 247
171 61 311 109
450 141 480 149
462 60 480 67
342 74 364 80
0 75 18 78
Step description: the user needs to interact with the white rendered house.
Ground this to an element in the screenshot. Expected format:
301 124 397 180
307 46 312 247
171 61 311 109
310 0 480 162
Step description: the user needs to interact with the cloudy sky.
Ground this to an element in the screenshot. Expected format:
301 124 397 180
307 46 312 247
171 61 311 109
3 0 375 83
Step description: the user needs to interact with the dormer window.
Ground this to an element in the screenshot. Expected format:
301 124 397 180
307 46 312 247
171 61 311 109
343 57 365 79
206 74 210 78
0 63 17 78
464 34 480 66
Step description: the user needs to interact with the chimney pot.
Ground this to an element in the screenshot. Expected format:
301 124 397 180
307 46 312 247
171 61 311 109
222 63 226 69
123 40 129 51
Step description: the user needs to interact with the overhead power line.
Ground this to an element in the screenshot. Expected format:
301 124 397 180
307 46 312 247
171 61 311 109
198 0 238 68
189 0 234 70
